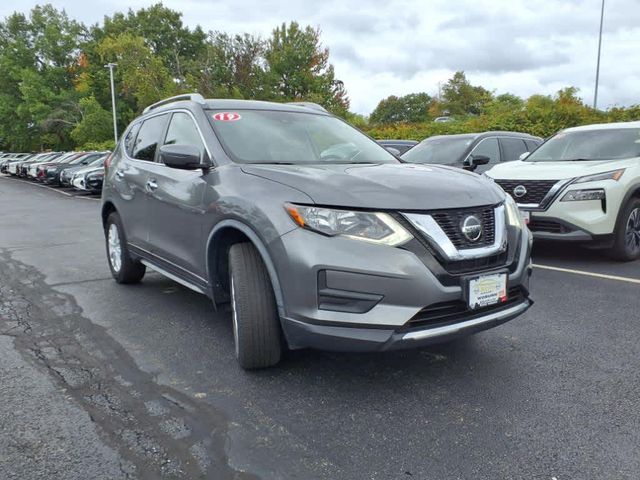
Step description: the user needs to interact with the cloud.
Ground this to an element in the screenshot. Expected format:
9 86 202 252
2 0 639 114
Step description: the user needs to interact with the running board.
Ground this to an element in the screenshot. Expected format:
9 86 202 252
140 260 207 295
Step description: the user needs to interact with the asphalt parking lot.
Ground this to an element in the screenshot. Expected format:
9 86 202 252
1 176 639 480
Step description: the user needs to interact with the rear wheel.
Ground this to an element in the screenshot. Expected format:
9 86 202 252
229 242 282 369
610 198 640 261
105 212 146 283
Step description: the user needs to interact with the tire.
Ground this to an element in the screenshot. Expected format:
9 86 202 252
105 212 146 283
229 242 282 369
610 198 640 262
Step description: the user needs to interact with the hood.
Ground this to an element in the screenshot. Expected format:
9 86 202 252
241 163 504 210
486 159 632 181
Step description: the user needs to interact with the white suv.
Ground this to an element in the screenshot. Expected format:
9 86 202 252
485 121 640 261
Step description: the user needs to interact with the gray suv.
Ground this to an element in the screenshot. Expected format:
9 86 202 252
102 94 533 369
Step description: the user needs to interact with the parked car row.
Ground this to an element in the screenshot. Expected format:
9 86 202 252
0 150 110 193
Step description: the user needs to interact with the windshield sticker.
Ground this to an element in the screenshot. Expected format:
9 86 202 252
213 112 241 122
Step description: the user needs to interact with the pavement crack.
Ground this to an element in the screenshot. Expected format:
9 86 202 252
0 248 259 480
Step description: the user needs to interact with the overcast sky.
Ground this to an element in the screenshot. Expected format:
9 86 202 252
3 0 640 114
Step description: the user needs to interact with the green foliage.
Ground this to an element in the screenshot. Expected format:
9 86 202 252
364 88 640 141
78 139 115 151
370 93 432 124
97 33 177 108
70 96 113 146
265 22 349 116
0 4 638 152
439 71 493 115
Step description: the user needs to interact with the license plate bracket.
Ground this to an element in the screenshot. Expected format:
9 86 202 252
466 272 508 310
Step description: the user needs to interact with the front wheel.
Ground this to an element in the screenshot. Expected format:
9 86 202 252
105 212 146 283
229 242 282 369
610 198 640 261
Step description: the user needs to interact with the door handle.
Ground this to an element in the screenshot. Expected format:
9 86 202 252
146 179 158 191
115 170 125 179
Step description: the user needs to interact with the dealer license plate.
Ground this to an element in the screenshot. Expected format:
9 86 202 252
468 273 507 310
520 209 530 225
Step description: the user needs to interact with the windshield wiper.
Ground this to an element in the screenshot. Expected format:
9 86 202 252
254 162 296 165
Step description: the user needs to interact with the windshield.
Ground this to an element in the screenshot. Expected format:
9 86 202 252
401 136 474 164
209 109 398 165
527 128 640 161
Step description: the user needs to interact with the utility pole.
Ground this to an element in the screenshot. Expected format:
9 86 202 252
105 63 118 143
593 0 605 109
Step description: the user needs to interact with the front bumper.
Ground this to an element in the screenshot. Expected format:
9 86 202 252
283 298 532 351
274 224 532 351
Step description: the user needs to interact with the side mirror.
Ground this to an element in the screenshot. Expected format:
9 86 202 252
471 155 490 166
159 144 209 170
385 146 401 156
519 152 530 161
463 154 490 170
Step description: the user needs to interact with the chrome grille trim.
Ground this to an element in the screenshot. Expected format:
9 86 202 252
402 204 507 261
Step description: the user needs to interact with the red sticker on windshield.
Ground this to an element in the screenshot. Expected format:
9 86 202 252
213 112 241 122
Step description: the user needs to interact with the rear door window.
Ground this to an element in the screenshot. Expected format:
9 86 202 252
132 115 169 161
500 138 528 162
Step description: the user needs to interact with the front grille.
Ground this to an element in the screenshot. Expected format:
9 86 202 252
403 287 525 330
529 219 572 234
431 206 495 249
444 251 509 274
495 179 558 205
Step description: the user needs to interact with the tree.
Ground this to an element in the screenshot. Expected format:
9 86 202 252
265 22 349 115
186 32 267 99
97 33 177 110
370 92 432 124
70 96 113 147
0 5 85 149
97 3 206 83
441 71 493 115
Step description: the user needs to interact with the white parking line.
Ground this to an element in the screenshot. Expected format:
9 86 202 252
533 263 640 285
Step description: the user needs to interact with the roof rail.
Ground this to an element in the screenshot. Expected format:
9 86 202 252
143 93 206 114
287 101 328 113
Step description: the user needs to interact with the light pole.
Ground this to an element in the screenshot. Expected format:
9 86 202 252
593 0 605 109
105 62 118 144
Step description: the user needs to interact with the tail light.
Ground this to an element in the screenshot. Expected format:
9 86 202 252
104 153 113 171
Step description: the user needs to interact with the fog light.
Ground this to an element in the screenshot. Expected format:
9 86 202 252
561 189 605 202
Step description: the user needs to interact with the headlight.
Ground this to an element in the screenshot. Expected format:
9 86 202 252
561 189 605 202
573 169 625 184
285 203 412 246
504 195 524 229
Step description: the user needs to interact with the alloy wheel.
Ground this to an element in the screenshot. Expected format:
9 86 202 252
108 223 122 273
625 207 640 255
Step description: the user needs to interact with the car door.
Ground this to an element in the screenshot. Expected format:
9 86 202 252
144 111 209 281
115 114 169 250
466 137 500 173
499 137 529 163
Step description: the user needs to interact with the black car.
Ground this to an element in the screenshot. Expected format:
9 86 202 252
401 131 543 173
377 140 418 155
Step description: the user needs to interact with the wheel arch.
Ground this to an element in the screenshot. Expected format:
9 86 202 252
206 220 285 316
613 182 640 231
101 201 117 230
